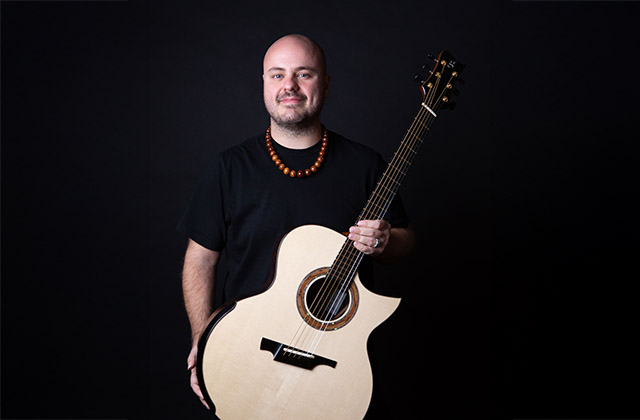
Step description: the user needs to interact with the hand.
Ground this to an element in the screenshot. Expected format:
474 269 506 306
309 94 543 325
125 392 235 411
348 219 391 257
187 345 210 409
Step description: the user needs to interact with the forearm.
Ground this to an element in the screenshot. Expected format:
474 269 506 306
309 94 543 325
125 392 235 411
376 225 415 264
182 240 220 344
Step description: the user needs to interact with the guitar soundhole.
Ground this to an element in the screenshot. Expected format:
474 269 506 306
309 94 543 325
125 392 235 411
296 267 359 331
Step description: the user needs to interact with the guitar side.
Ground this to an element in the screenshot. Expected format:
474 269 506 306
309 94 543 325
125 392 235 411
198 224 401 420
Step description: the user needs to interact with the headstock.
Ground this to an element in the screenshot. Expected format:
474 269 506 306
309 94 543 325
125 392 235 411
415 51 465 113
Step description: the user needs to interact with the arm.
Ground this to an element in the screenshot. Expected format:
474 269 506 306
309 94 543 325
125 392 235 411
182 239 220 409
349 220 415 264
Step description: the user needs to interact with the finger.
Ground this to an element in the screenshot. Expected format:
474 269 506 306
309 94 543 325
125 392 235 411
349 225 377 238
358 219 390 231
190 371 202 395
357 219 382 229
191 381 210 409
188 349 210 410
352 239 371 253
190 370 210 408
348 232 379 249
353 236 384 255
187 346 198 370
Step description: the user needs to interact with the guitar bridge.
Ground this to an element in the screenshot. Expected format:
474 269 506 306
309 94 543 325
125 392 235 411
260 337 337 370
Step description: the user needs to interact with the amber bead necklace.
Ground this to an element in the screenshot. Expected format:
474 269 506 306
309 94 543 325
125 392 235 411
266 126 327 178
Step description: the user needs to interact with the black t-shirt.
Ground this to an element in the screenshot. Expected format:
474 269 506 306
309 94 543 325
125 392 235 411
177 130 409 302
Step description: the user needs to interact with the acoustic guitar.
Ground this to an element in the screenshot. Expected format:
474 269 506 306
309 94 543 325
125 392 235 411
197 51 465 419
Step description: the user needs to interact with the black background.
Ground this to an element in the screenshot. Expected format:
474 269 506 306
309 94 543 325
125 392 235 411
2 1 639 419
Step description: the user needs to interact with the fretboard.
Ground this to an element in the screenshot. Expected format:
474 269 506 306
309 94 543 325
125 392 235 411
327 104 437 287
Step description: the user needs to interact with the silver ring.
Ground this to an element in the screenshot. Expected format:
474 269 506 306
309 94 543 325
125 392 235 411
373 238 380 248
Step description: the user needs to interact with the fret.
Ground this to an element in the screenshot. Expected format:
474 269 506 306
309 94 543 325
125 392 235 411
374 182 395 195
363 199 385 214
395 154 411 167
404 131 424 146
399 139 419 155
387 164 407 177
412 117 429 130
412 118 431 132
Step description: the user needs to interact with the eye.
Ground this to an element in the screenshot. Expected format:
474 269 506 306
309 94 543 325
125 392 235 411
272 74 284 79
297 72 310 79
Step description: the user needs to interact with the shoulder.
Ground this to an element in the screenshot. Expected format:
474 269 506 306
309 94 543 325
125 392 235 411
218 133 264 162
328 130 386 170
329 131 383 157
203 133 265 174
193 133 265 185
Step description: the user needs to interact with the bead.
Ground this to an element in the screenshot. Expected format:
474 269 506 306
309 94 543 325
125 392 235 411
265 126 328 179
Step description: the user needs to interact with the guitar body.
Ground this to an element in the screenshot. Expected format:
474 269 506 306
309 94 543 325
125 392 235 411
198 225 401 420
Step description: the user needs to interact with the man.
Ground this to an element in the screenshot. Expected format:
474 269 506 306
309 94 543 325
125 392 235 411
178 34 415 415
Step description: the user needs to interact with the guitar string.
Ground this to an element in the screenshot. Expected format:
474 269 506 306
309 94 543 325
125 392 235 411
287 69 454 359
304 113 433 357
316 71 444 310
304 73 453 356
302 94 439 355
302 72 452 358
298 72 449 357
321 103 434 315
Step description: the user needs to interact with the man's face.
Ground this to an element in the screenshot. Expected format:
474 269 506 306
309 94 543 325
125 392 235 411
263 37 329 131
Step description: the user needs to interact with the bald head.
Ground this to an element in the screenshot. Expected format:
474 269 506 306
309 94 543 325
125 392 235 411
263 34 327 77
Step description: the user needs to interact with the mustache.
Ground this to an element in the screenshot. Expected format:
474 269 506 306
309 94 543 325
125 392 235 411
277 93 307 102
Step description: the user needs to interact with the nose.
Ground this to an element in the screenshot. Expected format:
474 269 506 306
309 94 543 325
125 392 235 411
283 74 299 91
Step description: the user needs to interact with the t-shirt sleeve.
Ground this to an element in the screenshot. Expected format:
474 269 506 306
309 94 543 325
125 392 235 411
176 154 229 251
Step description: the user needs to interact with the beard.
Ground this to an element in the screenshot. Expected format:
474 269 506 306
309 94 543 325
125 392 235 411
264 92 325 134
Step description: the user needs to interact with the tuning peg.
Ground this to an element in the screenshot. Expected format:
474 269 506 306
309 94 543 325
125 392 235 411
456 77 465 85
452 89 460 96
414 74 424 84
427 54 437 62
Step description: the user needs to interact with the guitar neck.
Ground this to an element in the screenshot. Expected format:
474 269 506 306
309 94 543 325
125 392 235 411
357 106 435 223
327 104 436 285
328 49 463 290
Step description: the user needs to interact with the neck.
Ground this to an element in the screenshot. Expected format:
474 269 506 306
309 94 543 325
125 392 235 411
269 120 323 149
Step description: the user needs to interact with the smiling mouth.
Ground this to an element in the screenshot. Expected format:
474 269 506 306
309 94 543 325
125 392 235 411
278 95 305 105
